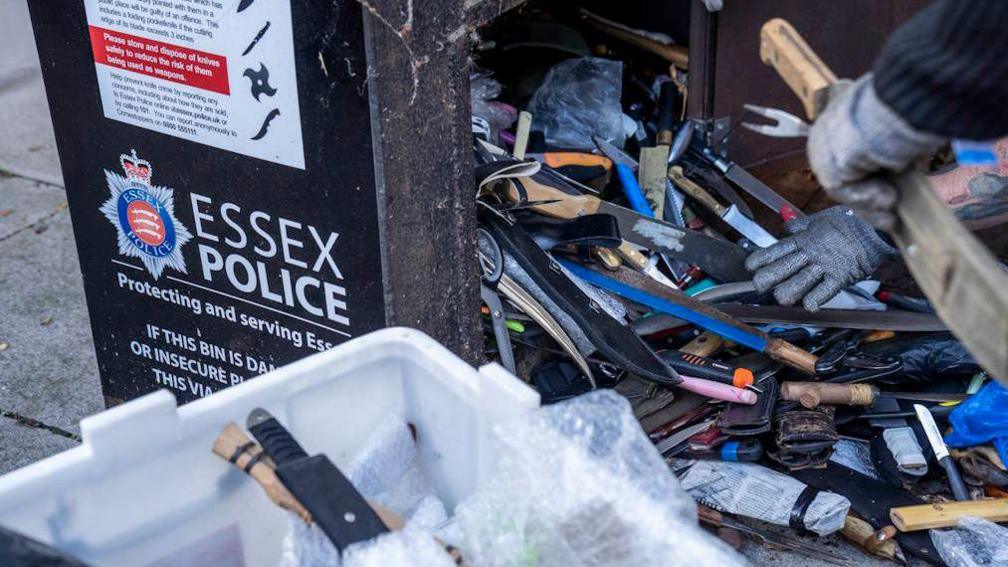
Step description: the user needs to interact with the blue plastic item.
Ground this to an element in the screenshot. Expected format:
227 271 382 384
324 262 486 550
558 259 767 352
944 381 1008 465
615 163 654 217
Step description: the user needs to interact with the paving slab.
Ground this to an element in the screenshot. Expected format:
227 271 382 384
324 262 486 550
0 416 78 475
0 0 63 187
0 191 102 435
0 175 67 240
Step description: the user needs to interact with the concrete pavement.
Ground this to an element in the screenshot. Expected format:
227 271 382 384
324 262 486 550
0 0 102 474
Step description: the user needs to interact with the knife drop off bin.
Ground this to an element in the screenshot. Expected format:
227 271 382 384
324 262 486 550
0 328 540 566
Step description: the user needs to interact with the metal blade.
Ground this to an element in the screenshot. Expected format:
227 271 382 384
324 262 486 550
710 303 948 332
680 153 755 218
721 205 778 247
598 202 751 282
723 163 806 220
914 404 950 461
654 419 715 455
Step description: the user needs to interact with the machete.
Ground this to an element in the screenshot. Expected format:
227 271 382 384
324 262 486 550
488 170 751 282
247 408 388 552
704 303 947 331
560 260 819 374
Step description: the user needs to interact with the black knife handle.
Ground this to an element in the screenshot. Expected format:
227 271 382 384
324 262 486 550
940 456 971 502
246 408 308 465
656 82 679 142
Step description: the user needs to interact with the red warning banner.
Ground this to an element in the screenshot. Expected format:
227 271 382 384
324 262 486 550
89 26 230 95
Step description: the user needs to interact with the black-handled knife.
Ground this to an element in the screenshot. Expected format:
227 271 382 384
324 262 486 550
247 408 388 551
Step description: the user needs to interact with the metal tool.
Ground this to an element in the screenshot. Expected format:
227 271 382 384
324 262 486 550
914 404 971 501
654 419 716 456
481 284 517 373
697 505 852 565
741 103 810 138
709 303 948 332
669 165 777 247
668 121 695 165
561 260 820 374
700 145 805 221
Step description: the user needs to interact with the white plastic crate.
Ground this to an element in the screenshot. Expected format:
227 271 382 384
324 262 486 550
0 328 539 566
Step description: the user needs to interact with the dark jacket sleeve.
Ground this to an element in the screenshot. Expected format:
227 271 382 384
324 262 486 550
873 0 1008 140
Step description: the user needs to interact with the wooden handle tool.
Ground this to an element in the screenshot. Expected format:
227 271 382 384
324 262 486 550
669 166 726 216
680 331 725 357
891 499 1008 532
212 423 312 523
213 424 468 564
759 18 837 120
840 515 901 562
759 18 1008 383
781 382 878 409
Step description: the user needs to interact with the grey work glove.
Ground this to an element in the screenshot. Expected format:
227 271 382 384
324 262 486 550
807 74 945 230
745 206 896 311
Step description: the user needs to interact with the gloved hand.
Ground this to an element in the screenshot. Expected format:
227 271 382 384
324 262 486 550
745 206 896 311
807 74 945 230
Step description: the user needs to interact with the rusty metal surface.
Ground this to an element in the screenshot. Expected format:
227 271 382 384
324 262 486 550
466 0 530 29
365 0 483 363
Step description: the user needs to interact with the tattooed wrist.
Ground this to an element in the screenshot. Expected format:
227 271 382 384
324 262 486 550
953 172 1008 222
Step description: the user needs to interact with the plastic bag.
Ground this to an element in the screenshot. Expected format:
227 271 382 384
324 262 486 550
676 460 850 536
932 516 1008 567
447 389 746 566
471 70 517 145
529 58 625 150
945 381 1008 466
896 334 978 382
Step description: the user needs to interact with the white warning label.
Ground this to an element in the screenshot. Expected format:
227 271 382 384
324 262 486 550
83 0 305 169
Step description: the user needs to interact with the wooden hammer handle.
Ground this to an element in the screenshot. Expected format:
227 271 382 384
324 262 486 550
759 18 838 120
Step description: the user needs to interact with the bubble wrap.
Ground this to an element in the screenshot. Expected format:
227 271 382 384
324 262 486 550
677 460 850 536
932 516 1008 567
278 416 447 567
343 527 457 567
447 390 747 566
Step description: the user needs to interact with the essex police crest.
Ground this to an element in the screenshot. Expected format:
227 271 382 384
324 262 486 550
99 150 192 279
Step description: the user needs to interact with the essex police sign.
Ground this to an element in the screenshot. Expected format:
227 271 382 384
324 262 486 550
29 0 386 404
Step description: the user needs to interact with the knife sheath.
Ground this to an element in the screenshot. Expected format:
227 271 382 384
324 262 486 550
248 411 388 552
